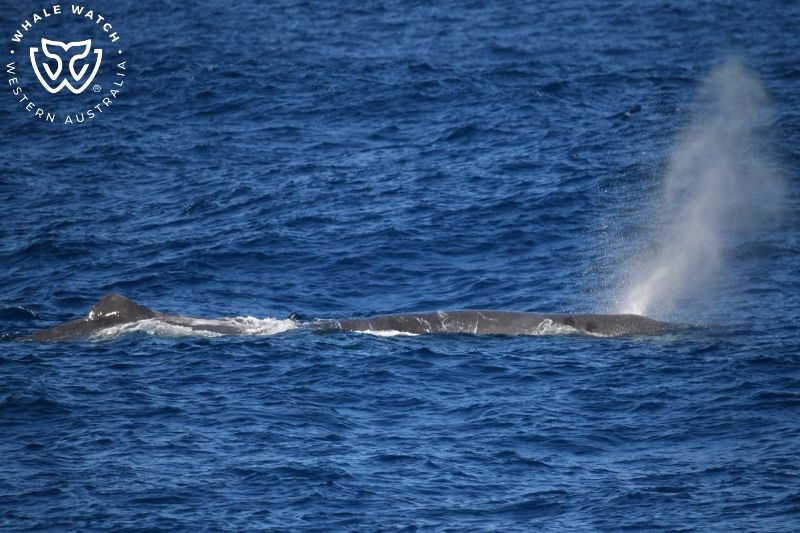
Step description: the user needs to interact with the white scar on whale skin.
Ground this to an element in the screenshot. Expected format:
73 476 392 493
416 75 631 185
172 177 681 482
619 59 785 319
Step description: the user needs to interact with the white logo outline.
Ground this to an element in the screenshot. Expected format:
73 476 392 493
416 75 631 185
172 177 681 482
29 38 103 94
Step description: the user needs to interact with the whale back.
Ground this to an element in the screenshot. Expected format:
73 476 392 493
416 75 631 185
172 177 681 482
318 310 677 336
29 294 159 341
27 296 681 341
557 313 675 336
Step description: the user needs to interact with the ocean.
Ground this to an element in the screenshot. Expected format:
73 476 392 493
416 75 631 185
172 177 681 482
1 0 799 530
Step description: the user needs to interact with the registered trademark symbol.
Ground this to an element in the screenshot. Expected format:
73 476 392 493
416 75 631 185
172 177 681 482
93 85 101 92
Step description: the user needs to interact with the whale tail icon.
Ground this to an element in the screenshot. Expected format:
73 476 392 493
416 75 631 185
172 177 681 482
29 38 103 94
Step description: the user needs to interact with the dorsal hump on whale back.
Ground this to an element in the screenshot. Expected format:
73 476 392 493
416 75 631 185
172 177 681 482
87 294 159 323
28 294 159 341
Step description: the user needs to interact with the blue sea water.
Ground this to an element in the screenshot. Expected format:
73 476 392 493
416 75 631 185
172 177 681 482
2 0 799 530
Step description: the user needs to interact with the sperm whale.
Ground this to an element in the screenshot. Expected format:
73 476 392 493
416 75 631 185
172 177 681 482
24 294 681 341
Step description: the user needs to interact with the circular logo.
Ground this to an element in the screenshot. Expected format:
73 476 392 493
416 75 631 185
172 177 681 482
5 5 127 126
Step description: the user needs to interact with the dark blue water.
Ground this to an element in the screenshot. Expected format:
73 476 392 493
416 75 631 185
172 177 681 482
2 0 799 530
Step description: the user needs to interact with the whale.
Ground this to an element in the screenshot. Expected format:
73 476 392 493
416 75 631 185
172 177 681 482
24 294 680 341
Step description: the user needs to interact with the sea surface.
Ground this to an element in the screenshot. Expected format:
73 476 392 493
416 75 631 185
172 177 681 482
2 0 799 530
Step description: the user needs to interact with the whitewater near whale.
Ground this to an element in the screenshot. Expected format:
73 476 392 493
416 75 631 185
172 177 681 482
25 294 680 341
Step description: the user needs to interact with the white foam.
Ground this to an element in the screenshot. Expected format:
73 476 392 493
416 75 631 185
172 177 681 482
223 316 297 335
91 318 224 340
353 320 582 337
352 329 419 337
91 316 297 340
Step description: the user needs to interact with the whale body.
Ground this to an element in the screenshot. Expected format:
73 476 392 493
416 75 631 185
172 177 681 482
26 294 679 341
315 310 676 336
